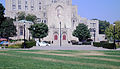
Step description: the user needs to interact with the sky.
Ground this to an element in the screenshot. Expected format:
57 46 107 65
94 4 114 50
0 0 120 24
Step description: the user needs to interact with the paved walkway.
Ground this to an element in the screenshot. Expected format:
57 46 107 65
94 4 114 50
0 45 120 50
30 45 112 50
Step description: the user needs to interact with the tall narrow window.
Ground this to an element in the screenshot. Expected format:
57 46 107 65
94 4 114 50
18 0 21 10
12 0 16 10
31 0 34 11
20 26 23 35
25 0 28 10
39 2 41 10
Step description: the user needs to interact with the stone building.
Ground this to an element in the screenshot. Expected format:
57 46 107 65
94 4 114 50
11 20 33 40
5 0 104 45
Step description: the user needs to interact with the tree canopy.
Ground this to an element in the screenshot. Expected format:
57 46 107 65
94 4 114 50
92 19 110 34
29 23 48 41
0 17 17 40
17 12 26 20
0 3 5 24
26 14 37 23
0 3 5 37
105 21 120 41
17 12 37 23
72 23 91 41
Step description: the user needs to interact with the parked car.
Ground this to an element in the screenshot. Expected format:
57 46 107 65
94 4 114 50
38 42 50 46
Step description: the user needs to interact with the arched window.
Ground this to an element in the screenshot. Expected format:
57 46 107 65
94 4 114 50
54 35 58 40
63 35 66 40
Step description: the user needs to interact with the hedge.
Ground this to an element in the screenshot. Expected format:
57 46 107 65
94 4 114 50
22 41 36 48
93 42 115 49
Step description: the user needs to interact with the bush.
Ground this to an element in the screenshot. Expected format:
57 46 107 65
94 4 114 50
8 44 22 48
93 42 101 47
102 43 114 49
21 41 36 48
82 42 91 45
93 42 115 49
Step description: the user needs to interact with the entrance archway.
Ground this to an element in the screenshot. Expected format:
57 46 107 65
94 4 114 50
63 35 66 40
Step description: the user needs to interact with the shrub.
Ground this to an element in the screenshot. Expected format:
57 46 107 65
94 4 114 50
21 41 36 48
93 42 115 49
8 44 22 48
82 42 91 45
93 42 101 47
102 43 114 49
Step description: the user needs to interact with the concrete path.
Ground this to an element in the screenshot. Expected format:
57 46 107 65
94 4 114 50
30 45 111 50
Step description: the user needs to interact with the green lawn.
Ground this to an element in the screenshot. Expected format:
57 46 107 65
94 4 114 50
0 50 120 69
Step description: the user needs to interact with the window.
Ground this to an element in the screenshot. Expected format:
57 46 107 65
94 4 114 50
39 2 41 10
12 0 16 10
25 0 28 10
63 35 66 40
20 26 23 35
52 0 57 3
31 0 34 10
18 0 21 10
90 23 96 27
89 28 96 32
54 35 58 40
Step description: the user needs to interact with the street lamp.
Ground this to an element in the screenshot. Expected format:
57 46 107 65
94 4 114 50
113 24 116 49
24 21 26 48
60 22 61 46
93 28 96 42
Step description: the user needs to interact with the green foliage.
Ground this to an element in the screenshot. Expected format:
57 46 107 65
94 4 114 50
17 12 26 20
0 17 17 39
105 21 120 41
93 42 101 47
99 20 110 34
93 42 115 49
8 44 22 48
73 23 91 41
0 3 5 37
26 14 37 23
82 42 91 45
92 19 110 34
17 12 37 23
29 23 48 41
21 41 36 48
0 3 5 25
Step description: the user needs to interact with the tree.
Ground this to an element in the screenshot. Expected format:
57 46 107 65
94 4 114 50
17 12 37 23
0 3 5 37
29 23 48 41
26 14 37 23
99 20 110 34
105 21 120 41
72 23 91 41
0 17 17 40
17 12 26 20
92 19 110 34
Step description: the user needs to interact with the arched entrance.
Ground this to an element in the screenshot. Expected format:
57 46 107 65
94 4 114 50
54 35 58 40
63 34 66 40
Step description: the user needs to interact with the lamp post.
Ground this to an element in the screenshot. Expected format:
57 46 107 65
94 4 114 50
24 21 26 48
93 28 96 42
60 22 61 46
113 24 116 49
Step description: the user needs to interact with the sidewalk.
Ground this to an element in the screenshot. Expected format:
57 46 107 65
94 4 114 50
30 45 110 50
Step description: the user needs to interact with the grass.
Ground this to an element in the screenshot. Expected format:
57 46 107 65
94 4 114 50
0 50 120 69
